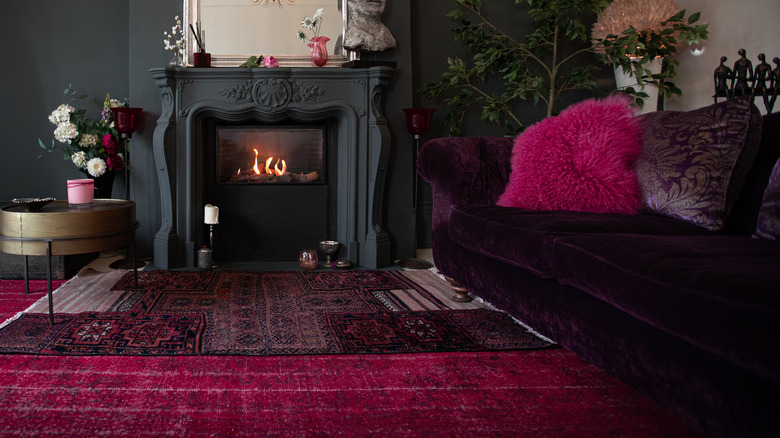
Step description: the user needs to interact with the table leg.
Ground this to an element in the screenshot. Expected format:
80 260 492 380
46 240 53 326
131 241 138 289
24 256 29 294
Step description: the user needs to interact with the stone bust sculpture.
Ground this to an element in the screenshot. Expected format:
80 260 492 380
344 0 396 52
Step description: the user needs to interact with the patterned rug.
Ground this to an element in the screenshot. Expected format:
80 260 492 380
0 270 551 355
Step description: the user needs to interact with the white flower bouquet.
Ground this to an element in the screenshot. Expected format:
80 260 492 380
38 85 127 178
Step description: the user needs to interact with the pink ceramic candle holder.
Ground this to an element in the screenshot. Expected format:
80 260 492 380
67 179 94 206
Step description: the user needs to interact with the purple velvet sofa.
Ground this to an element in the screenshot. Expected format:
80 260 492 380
418 106 780 438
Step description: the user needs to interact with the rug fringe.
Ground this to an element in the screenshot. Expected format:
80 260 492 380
0 311 24 330
427 267 556 345
0 274 80 329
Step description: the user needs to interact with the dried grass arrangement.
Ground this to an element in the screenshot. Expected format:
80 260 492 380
590 0 708 108
591 0 682 51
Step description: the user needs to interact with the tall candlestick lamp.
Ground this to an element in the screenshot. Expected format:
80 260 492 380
397 108 436 270
109 106 143 200
108 106 144 270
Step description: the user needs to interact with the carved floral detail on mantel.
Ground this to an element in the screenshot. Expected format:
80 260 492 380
219 79 325 112
177 80 194 93
220 80 254 102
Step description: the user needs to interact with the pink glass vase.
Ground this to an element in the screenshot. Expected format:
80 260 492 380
308 36 330 67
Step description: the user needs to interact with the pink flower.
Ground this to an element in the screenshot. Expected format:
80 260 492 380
107 154 124 170
264 56 279 68
103 133 118 154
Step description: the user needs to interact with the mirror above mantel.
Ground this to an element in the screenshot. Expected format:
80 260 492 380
184 0 356 67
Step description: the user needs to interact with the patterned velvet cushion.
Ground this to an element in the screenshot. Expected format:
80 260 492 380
754 157 780 240
497 95 643 214
634 97 763 230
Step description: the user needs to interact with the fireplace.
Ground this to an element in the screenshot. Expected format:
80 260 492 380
205 121 336 262
151 67 393 268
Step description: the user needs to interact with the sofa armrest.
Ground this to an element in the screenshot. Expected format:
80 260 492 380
417 137 514 275
418 136 514 207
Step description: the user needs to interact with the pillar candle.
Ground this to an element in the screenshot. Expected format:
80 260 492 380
204 204 219 224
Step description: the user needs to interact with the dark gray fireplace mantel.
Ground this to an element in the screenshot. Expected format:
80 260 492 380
150 66 393 269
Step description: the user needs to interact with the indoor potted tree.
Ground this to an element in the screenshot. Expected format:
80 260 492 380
591 0 709 111
421 0 610 136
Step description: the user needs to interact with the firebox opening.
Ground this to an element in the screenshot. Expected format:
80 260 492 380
204 120 337 263
217 126 326 185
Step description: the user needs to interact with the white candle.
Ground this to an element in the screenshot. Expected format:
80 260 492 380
204 204 219 224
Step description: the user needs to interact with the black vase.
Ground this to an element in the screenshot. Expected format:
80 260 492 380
81 170 116 199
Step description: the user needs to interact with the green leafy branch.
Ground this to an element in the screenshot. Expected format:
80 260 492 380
594 10 709 107
421 0 608 136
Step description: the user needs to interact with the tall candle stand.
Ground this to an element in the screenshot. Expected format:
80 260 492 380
109 106 145 270
208 223 216 251
396 108 436 270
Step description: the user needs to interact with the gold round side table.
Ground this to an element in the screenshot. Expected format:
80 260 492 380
0 199 139 325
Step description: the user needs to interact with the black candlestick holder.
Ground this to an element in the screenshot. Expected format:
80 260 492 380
396 108 436 270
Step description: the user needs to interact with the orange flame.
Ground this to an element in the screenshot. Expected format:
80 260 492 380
247 149 287 176
252 149 261 175
263 156 286 176
274 159 287 176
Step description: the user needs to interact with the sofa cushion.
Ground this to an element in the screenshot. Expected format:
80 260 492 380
552 233 780 383
448 204 712 278
497 95 643 214
634 97 763 231
724 112 780 235
754 157 780 240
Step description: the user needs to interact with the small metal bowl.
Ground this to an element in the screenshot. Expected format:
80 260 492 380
11 197 56 211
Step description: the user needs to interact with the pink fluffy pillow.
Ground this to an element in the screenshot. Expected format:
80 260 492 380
496 95 643 214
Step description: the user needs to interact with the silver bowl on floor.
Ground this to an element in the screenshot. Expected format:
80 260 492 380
318 240 340 266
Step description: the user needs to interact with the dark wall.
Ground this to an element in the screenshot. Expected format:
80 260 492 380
128 0 182 264
2 0 577 263
1 1 129 201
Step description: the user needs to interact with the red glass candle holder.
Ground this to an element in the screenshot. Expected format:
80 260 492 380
403 108 436 138
109 107 143 139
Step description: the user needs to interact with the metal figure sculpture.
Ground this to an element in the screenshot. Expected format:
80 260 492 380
714 56 733 102
753 53 773 111
732 48 754 97
770 57 780 113
714 50 779 113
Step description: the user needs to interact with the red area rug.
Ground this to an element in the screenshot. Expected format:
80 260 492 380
0 279 66 322
0 270 550 355
0 277 703 436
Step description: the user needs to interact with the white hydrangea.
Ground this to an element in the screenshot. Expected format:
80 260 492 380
79 133 99 148
54 122 78 144
48 104 74 125
86 157 107 177
313 8 324 20
71 151 88 168
108 99 124 108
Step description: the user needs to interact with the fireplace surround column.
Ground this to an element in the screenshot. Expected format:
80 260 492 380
150 66 393 269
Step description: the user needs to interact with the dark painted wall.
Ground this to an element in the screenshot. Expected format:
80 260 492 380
2 1 129 202
2 0 599 263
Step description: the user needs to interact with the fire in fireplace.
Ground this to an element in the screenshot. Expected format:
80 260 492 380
217 126 325 185
205 122 335 262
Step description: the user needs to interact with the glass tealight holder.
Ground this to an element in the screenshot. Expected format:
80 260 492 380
299 249 319 270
